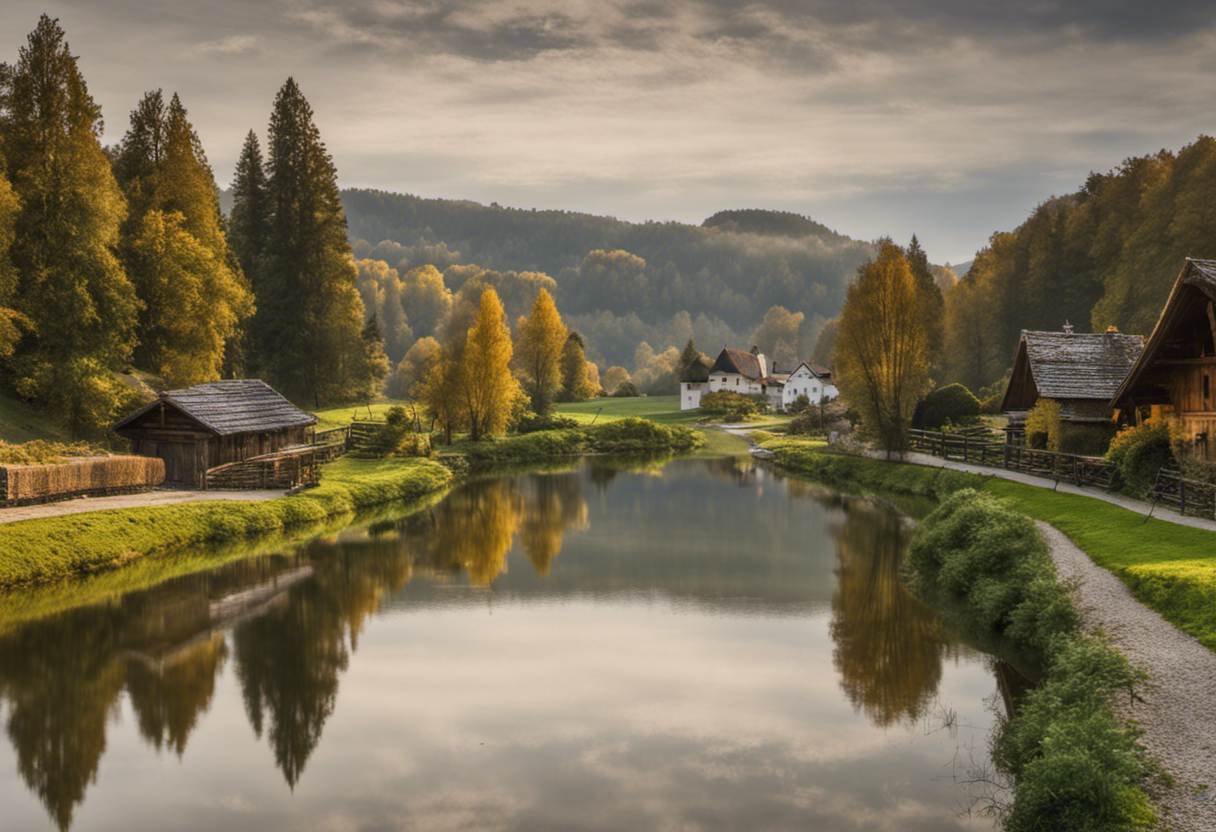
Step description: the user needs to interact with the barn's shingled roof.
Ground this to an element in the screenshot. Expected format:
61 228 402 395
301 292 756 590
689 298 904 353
114 379 316 436
1018 330 1143 401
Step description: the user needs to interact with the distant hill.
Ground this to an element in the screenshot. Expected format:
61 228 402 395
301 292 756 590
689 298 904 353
951 259 973 277
338 189 877 365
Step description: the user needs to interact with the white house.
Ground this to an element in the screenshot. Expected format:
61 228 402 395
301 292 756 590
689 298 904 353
778 362 839 408
680 346 839 411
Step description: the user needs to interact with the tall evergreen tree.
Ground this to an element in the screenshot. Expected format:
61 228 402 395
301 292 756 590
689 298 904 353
256 78 382 404
559 331 598 402
114 90 252 386
905 235 944 371
228 130 269 292
0 15 139 433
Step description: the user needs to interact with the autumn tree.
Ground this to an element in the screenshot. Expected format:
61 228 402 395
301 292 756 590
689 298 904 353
0 166 26 358
752 305 805 369
602 366 631 396
399 264 452 338
560 332 599 401
835 240 931 452
355 258 413 363
115 91 253 385
255 78 383 404
904 235 944 371
812 319 838 367
461 288 518 440
513 287 567 413
0 16 140 433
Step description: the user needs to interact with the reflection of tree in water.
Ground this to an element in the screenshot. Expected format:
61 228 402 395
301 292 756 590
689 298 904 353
125 634 228 755
828 498 946 727
234 544 415 788
0 611 125 831
518 473 588 576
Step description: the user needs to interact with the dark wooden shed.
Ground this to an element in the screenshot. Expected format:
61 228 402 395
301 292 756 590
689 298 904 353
114 379 317 487
1001 327 1143 454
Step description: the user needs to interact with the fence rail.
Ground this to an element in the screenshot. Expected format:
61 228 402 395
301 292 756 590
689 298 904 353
1150 467 1216 518
204 446 320 490
906 428 1117 489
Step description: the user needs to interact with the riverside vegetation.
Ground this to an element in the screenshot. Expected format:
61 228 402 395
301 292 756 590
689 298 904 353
0 417 701 588
760 437 1166 831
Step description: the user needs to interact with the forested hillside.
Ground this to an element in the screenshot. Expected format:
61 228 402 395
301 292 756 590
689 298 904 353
341 189 876 366
944 135 1216 393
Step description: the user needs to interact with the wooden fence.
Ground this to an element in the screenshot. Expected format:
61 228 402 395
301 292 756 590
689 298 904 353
1150 467 1216 518
906 428 1117 489
204 446 320 490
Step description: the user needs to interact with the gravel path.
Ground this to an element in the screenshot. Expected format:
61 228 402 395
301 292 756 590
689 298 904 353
1039 522 1216 831
0 488 286 525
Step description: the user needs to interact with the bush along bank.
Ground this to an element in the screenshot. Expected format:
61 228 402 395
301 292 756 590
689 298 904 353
459 417 703 467
763 438 1216 652
908 490 1156 832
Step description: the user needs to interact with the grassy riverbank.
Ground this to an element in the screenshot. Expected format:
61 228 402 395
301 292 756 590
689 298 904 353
760 436 1216 652
0 456 454 588
910 490 1155 831
0 418 706 590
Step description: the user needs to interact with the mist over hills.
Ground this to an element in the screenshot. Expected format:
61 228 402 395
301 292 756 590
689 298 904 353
336 189 876 366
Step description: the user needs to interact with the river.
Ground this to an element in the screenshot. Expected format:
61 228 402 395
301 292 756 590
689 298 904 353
0 456 1012 831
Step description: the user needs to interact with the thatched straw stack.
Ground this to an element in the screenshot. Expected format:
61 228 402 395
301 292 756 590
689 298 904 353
1 456 165 503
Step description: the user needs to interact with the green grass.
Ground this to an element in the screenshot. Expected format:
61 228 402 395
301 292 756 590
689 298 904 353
0 392 70 443
311 399 415 429
760 436 1216 652
556 395 700 424
0 456 453 589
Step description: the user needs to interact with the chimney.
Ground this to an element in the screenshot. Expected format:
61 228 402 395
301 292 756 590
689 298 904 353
1062 320 1074 336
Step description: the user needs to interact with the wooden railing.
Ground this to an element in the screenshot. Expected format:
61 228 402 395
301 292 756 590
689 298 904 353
906 428 1117 489
204 446 320 490
1150 467 1216 518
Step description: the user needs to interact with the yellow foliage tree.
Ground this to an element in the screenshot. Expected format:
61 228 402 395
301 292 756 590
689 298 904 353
461 288 519 441
835 240 932 452
513 287 567 414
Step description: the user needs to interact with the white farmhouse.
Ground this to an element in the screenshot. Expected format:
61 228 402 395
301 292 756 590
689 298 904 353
679 346 839 411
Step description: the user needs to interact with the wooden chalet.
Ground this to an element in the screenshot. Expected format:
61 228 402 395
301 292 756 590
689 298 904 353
1111 258 1216 461
1001 325 1143 454
114 379 317 487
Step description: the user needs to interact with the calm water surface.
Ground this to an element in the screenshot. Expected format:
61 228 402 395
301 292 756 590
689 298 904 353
0 457 1009 831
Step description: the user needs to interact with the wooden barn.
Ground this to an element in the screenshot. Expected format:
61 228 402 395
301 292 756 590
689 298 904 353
1001 326 1143 454
1111 258 1216 461
114 379 317 487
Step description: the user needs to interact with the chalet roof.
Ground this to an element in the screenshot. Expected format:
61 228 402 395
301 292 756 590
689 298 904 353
1112 258 1216 406
710 348 764 380
115 379 316 436
1015 330 1144 401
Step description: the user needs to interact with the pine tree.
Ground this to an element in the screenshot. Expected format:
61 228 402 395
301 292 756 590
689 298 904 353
0 16 139 433
461 288 518 440
360 313 391 397
257 78 382 404
114 90 252 386
228 130 269 292
678 338 701 380
513 287 567 413
905 235 944 370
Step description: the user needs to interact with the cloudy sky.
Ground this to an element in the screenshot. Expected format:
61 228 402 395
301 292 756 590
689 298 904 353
3 1 1216 263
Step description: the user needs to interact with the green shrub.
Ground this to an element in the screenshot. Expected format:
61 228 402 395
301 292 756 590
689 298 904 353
514 412 580 434
1107 421 1173 496
995 636 1154 832
584 417 702 453
699 391 762 421
907 489 1077 657
611 381 639 398
787 394 811 414
913 383 982 428
786 410 820 436
0 440 103 465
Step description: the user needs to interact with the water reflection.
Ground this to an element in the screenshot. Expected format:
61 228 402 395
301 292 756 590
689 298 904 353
0 458 1005 831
